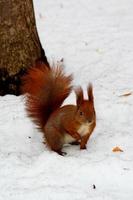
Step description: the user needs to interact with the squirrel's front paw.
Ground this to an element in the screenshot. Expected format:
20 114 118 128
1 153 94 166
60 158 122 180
73 133 81 141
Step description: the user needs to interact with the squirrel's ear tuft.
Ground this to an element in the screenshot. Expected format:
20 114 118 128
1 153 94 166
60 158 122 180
75 86 84 108
87 83 94 102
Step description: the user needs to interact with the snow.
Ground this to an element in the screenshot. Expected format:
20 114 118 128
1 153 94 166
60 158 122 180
0 0 133 199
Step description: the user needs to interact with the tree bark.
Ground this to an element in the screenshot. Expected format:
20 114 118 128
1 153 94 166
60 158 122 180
0 0 49 95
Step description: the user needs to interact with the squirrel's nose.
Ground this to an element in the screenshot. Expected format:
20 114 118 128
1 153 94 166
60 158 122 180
88 119 92 123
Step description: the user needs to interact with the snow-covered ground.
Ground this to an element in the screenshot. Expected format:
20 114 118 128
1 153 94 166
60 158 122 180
0 0 133 199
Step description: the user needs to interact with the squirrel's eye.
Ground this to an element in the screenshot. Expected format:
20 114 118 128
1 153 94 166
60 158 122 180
80 111 83 116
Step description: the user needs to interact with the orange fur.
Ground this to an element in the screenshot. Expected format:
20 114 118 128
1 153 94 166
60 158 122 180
22 63 96 155
22 63 73 128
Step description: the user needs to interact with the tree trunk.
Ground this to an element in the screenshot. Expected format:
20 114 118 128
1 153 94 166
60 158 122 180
0 0 49 95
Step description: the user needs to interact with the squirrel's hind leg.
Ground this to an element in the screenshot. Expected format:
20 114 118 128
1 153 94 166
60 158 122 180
56 150 67 156
44 126 65 156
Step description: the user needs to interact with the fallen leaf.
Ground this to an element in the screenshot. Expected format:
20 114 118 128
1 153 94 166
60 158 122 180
119 92 132 97
112 146 123 152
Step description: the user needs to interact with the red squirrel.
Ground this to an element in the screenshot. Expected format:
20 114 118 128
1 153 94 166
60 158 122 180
22 62 96 155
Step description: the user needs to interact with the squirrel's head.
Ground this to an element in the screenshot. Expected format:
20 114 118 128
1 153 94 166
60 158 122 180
75 83 96 125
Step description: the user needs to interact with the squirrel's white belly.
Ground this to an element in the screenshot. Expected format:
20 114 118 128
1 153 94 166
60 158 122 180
77 123 90 137
64 123 91 144
64 134 76 144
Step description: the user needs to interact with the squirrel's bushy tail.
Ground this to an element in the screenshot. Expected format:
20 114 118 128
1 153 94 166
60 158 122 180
22 62 73 129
